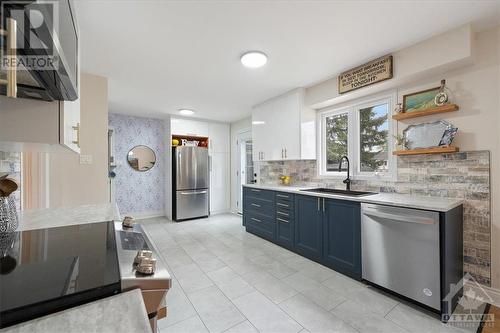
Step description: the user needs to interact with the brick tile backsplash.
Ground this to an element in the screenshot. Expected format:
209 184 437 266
258 150 491 286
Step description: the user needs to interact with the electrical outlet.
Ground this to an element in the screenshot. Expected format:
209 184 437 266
79 154 93 165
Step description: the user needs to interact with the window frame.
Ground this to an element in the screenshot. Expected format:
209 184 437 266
317 91 396 180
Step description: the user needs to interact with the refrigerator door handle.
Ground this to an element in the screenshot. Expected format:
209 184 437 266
180 190 208 195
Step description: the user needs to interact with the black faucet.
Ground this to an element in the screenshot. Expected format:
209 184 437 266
338 156 351 191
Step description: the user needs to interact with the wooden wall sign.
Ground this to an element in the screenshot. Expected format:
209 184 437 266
338 55 393 94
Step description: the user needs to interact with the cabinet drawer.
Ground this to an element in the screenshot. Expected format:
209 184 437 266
244 212 276 241
275 192 294 201
276 208 294 219
244 198 275 216
276 200 294 210
244 187 274 202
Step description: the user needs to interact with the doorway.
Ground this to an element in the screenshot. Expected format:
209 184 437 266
236 131 253 214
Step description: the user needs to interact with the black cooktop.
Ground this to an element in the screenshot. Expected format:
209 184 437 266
0 221 121 328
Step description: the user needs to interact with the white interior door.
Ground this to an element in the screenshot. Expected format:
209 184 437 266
236 131 253 214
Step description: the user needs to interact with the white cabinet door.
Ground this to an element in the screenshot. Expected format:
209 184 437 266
209 152 230 213
276 92 300 160
208 122 230 153
171 118 209 137
60 99 81 154
251 104 267 162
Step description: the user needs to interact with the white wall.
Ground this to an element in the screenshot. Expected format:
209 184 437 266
230 117 252 213
49 74 110 207
305 26 500 289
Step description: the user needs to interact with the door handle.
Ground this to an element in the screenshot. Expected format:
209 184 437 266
181 190 208 195
277 217 289 224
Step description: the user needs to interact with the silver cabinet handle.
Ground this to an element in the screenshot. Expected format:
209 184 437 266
284 148 287 159
251 217 262 223
363 210 436 225
323 198 325 212
276 194 289 199
181 190 208 195
277 203 289 208
251 203 261 207
72 123 81 148
317 198 320 211
277 211 289 217
277 217 289 224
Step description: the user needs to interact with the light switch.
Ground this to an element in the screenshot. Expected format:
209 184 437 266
79 154 93 165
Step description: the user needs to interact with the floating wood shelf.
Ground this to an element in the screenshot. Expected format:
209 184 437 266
392 104 459 121
393 146 459 156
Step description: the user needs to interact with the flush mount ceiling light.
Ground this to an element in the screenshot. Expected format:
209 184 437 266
178 109 195 115
241 51 268 68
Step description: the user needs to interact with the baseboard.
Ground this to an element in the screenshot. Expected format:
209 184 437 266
465 281 500 307
210 209 231 215
122 210 165 220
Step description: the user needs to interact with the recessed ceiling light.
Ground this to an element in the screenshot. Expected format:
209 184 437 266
179 109 195 115
241 51 268 68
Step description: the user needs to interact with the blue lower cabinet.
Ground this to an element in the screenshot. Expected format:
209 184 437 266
322 199 361 279
242 188 362 280
244 212 275 241
275 192 294 249
294 195 323 261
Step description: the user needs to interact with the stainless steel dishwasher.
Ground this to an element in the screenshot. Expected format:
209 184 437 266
361 203 441 310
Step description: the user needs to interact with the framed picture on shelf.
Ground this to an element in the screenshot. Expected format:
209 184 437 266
403 86 440 113
439 127 458 146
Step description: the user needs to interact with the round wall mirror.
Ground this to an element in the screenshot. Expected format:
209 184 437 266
127 145 156 172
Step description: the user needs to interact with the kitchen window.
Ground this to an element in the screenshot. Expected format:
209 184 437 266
319 93 395 179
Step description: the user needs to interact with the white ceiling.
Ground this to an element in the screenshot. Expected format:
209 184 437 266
75 1 499 123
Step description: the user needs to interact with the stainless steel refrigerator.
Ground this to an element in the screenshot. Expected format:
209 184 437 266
172 146 209 221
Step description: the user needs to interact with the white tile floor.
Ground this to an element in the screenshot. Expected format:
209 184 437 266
139 214 467 333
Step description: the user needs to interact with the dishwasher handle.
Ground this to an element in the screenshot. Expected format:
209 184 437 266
362 208 437 225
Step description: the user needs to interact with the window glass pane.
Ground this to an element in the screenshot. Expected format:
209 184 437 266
325 113 348 172
359 103 389 172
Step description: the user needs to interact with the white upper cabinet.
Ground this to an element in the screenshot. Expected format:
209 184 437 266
0 96 80 154
60 97 81 154
251 88 315 161
171 118 209 137
208 122 230 153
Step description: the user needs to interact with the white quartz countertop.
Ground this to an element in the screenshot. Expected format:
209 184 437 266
243 184 463 212
17 203 121 231
1 289 151 333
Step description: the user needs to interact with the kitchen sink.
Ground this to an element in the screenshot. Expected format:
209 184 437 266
300 188 377 197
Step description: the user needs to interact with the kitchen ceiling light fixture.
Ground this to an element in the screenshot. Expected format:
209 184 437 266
178 109 195 115
241 51 268 68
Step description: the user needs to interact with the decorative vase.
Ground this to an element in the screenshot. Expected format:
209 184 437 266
0 196 18 233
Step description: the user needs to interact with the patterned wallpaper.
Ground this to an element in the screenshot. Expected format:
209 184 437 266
258 151 491 286
108 114 165 216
